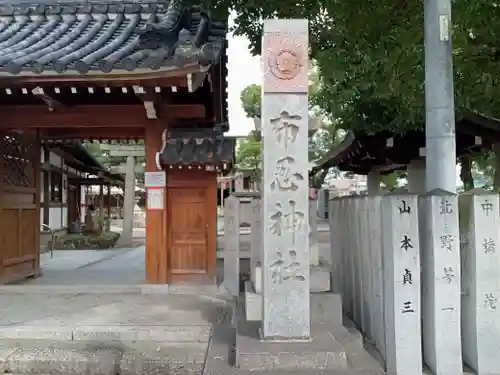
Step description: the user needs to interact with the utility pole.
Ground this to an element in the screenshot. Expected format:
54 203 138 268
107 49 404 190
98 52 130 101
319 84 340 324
424 0 456 192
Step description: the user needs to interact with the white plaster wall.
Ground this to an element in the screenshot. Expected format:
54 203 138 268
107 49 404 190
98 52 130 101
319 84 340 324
39 149 69 231
49 152 62 167
80 185 87 222
40 207 66 231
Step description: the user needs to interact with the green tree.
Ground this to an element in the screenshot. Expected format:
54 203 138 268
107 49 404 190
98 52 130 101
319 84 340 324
238 79 343 188
235 134 262 182
222 0 500 188
240 84 261 119
222 1 500 135
381 172 405 191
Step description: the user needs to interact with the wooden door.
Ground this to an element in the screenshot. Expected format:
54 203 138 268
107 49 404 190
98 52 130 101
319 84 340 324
168 188 211 283
0 131 41 284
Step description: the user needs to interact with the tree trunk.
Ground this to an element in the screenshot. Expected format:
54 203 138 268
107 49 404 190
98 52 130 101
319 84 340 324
460 155 474 191
494 143 500 191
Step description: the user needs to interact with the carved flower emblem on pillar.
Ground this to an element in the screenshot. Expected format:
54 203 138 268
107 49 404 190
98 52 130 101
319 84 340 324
270 48 303 80
263 34 308 92
274 49 302 79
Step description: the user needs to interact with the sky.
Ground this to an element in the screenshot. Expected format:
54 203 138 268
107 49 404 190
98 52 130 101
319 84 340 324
225 14 261 137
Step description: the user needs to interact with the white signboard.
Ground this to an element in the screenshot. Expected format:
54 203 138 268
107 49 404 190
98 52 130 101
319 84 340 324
147 188 164 210
145 171 166 188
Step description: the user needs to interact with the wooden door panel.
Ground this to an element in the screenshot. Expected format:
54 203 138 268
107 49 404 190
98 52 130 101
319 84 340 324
1 192 39 283
168 188 209 282
0 130 40 284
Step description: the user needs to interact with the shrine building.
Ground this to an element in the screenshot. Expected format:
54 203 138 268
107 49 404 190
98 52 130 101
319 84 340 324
0 0 232 284
310 112 498 178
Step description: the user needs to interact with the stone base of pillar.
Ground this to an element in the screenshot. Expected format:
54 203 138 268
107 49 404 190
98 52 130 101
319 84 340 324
237 290 347 371
252 263 331 294
204 304 385 374
244 281 340 325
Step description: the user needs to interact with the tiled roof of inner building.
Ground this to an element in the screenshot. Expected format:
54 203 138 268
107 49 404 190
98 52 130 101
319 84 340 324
0 1 227 75
161 131 235 165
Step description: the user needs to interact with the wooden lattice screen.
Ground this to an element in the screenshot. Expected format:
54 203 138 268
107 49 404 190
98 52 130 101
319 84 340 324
3 132 36 188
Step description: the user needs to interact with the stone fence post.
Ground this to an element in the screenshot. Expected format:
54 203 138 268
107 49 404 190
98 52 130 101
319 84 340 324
419 190 462 374
250 197 262 290
223 195 240 297
459 191 500 374
367 196 384 360
381 194 422 375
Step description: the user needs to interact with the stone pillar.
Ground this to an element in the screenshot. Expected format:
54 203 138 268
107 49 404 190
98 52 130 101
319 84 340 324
352 197 363 327
358 197 373 339
419 190 462 374
223 195 240 297
261 19 310 340
343 197 354 317
121 156 135 246
235 173 244 192
329 199 340 293
250 198 262 290
381 195 422 375
459 192 500 374
367 196 385 360
407 159 425 193
367 170 381 195
309 199 319 266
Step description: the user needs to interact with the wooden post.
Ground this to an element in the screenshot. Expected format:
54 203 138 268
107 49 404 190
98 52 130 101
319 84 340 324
42 147 50 226
60 156 64 229
33 130 41 275
107 184 111 231
121 156 136 246
99 183 104 231
145 123 167 284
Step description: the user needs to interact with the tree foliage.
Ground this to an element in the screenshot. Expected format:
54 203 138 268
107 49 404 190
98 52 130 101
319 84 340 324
235 134 262 182
238 78 343 187
240 84 261 119
220 0 500 136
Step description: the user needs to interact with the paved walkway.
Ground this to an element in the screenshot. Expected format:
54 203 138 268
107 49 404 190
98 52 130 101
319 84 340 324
27 246 146 285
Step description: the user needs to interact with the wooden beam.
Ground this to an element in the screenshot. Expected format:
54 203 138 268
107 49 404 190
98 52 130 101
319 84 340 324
109 164 145 173
100 144 145 152
69 177 119 185
32 86 62 111
187 72 207 93
44 127 145 139
0 104 206 128
133 86 161 120
0 69 200 85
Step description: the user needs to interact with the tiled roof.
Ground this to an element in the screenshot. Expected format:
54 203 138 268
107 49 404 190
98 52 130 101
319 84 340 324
161 130 235 166
0 1 227 75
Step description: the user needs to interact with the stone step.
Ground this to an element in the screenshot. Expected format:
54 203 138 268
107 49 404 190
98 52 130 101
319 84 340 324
0 284 219 295
207 370 383 374
0 324 211 342
0 340 208 375
204 321 384 375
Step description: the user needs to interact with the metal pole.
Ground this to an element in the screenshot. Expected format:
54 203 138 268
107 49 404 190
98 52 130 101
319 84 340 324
424 0 456 192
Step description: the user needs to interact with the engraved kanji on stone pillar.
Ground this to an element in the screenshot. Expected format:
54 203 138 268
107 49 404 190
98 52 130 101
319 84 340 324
459 191 500 374
382 195 422 375
262 19 310 340
419 190 462 375
223 195 240 297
